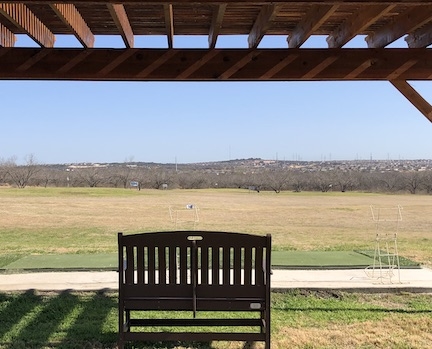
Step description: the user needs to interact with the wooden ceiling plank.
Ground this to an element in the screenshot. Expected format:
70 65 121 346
387 59 418 79
366 6 432 48
327 5 395 48
164 4 174 48
208 4 226 49
218 51 261 79
302 56 339 79
0 3 55 47
107 4 134 48
390 80 432 122
177 49 219 79
259 54 298 79
405 22 432 47
0 23 16 47
50 4 94 48
248 4 281 49
288 4 338 48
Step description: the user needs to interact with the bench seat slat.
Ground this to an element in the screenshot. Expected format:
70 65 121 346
123 331 266 342
124 298 266 311
129 318 262 327
123 284 266 298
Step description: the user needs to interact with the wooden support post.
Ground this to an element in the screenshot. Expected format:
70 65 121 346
390 80 432 123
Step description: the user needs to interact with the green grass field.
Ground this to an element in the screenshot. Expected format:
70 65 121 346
0 250 420 272
0 187 432 348
0 290 431 349
0 187 431 266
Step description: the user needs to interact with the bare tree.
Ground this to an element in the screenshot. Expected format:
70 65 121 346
177 172 210 189
291 171 310 192
31 167 52 187
403 171 423 194
5 154 41 188
332 170 357 192
314 171 334 192
107 158 137 188
114 165 135 189
147 169 174 189
0 158 8 185
74 167 106 187
264 170 290 193
378 171 403 192
421 171 432 194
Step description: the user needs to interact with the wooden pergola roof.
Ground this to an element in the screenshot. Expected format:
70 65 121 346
1 1 431 121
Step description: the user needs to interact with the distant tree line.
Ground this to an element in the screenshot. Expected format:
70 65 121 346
1 156 432 194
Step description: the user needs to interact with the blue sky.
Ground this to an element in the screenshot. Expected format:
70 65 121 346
1 35 431 165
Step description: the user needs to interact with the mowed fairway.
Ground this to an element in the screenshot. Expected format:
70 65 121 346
1 187 432 349
0 187 431 266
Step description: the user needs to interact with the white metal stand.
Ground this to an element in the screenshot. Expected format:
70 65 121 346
365 205 403 284
169 204 200 230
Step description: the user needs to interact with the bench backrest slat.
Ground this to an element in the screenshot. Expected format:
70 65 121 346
211 246 220 285
137 246 145 284
119 231 270 290
255 246 264 286
244 247 252 285
201 246 209 285
233 246 241 285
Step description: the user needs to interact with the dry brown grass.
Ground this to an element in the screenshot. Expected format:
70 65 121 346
0 187 431 265
275 316 432 349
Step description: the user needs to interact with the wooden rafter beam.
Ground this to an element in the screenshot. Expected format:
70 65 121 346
208 4 226 49
405 22 432 48
327 5 395 48
0 22 16 47
57 49 93 73
98 49 136 75
366 6 432 48
3 1 432 4
0 3 55 47
288 4 338 48
218 51 261 79
0 48 431 81
16 48 50 71
50 4 94 48
135 49 178 78
387 59 418 80
177 49 219 79
107 4 134 48
302 56 339 79
391 80 432 122
344 59 373 79
164 4 174 48
259 54 298 79
248 4 281 49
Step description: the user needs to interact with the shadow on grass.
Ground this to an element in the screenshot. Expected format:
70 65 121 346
0 290 117 349
0 291 224 349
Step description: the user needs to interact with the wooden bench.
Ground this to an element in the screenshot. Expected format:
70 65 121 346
118 230 271 349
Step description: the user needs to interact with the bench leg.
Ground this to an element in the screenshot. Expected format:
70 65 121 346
125 310 131 332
